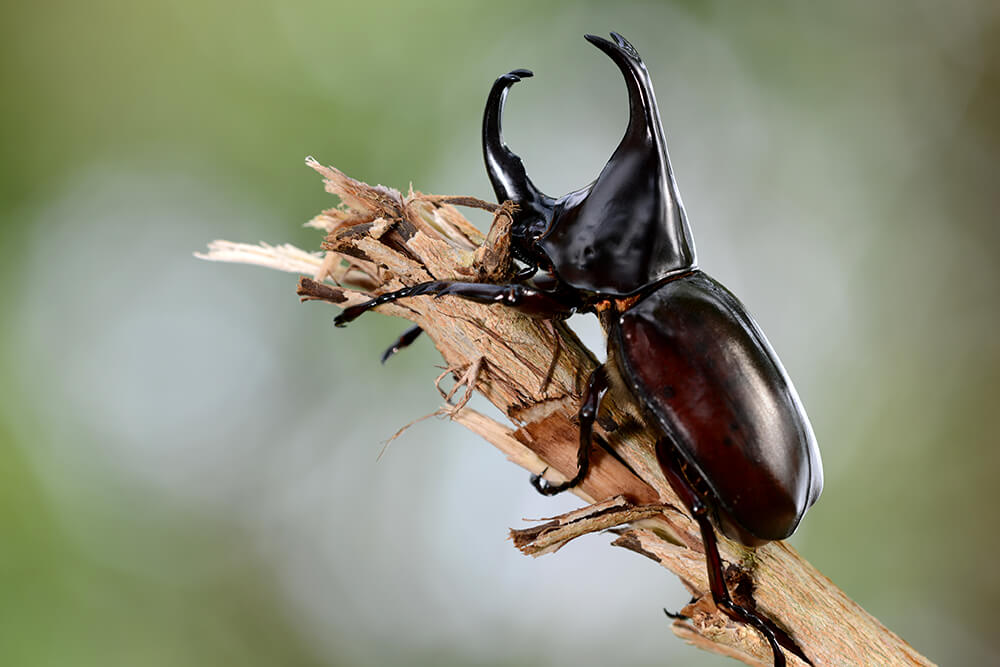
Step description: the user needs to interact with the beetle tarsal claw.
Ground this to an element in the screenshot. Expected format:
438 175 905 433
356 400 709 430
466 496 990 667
530 468 580 496
528 468 551 492
662 607 689 621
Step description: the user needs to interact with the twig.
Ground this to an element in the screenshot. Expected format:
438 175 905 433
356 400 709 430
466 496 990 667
196 159 934 667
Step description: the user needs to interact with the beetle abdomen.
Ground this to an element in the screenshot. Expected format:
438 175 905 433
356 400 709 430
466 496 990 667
614 271 823 541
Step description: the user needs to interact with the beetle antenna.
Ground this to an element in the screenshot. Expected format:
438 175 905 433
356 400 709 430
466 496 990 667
482 69 554 232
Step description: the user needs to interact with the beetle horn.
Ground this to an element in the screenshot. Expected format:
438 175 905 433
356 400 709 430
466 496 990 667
581 32 696 268
482 69 553 220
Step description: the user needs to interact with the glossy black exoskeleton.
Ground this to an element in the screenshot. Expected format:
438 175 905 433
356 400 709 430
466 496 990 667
336 32 823 666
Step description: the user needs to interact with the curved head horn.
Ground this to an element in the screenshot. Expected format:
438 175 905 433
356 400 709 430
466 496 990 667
482 69 554 235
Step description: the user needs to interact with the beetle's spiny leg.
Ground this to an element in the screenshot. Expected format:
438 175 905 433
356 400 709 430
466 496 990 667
531 365 609 495
656 440 811 667
694 515 787 666
335 279 580 329
334 281 448 327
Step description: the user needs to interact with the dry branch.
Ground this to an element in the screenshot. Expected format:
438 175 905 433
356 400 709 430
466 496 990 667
197 158 934 667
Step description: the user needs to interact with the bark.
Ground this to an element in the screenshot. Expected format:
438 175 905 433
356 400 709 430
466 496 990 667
199 158 934 667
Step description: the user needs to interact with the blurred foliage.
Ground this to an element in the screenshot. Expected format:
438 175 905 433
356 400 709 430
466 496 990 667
2 1 999 665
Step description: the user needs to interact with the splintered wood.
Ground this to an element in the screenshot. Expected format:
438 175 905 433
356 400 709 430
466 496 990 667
198 159 934 667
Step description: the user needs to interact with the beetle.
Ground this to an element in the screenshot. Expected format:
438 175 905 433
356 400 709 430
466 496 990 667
334 32 823 666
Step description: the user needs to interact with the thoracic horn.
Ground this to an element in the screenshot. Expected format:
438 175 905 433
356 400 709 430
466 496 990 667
576 31 696 270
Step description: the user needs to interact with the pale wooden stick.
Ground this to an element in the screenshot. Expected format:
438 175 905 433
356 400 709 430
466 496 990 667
197 159 934 667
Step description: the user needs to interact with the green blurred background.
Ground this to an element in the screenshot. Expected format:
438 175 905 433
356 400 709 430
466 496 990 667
2 1 998 665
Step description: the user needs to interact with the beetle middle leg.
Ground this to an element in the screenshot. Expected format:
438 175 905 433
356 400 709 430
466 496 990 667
532 365 609 495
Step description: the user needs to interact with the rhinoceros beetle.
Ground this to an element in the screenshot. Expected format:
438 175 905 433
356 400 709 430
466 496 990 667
335 32 823 666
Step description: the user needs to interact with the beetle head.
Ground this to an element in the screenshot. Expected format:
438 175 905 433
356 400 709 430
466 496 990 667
482 33 697 293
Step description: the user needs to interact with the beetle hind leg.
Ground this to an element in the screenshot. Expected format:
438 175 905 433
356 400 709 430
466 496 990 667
656 440 812 667
694 515 810 666
531 365 609 495
662 595 698 621
696 519 788 666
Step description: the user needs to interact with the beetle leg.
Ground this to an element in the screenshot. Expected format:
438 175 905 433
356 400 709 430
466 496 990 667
657 440 810 667
531 365 609 495
334 280 579 327
380 324 424 364
691 503 787 666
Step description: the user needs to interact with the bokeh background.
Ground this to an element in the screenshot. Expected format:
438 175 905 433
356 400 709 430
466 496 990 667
3 1 999 665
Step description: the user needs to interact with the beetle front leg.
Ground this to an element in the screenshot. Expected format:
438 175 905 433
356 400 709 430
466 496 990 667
333 280 578 327
374 266 546 363
532 365 609 495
